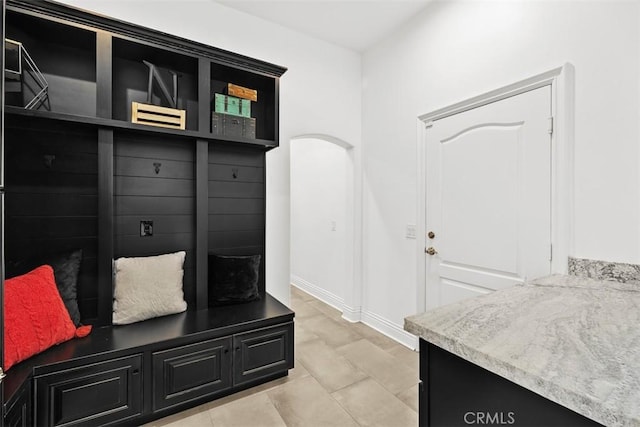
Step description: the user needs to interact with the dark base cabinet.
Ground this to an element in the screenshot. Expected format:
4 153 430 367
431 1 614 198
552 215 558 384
419 340 603 427
3 296 294 427
4 382 30 427
151 323 295 413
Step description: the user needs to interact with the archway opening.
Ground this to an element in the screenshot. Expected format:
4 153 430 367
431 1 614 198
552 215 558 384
289 135 355 316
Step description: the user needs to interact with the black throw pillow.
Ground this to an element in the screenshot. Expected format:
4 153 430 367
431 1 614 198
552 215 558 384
208 254 261 306
6 249 83 326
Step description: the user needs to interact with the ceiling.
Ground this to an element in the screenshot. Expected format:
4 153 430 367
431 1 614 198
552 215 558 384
214 0 432 52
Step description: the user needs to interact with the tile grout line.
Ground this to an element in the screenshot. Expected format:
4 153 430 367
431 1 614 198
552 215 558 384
327 377 370 427
263 388 290 427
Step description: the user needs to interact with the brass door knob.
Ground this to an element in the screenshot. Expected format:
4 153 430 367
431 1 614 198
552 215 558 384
425 247 438 255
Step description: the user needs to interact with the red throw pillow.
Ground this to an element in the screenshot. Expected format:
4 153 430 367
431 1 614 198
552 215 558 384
4 265 88 371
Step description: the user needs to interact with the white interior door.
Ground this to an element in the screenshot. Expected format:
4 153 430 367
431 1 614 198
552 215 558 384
425 86 552 309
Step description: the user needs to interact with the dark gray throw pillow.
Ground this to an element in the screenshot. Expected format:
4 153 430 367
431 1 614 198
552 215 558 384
6 249 83 326
208 254 261 306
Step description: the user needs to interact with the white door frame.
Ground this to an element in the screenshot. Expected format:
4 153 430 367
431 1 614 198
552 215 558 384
415 64 575 313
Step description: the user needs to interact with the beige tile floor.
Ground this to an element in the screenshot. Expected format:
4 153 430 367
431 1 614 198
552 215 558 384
146 286 419 427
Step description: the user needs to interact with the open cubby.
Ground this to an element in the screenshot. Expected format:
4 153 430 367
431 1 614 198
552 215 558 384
211 64 277 142
112 37 199 130
208 143 266 296
113 132 197 308
3 116 99 322
1 1 289 425
5 9 97 116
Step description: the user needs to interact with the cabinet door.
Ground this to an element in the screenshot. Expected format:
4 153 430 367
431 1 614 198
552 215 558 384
4 381 30 427
152 337 232 412
34 355 142 427
233 322 294 386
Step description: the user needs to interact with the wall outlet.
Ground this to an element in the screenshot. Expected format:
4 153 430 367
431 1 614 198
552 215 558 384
406 224 416 239
331 220 337 232
140 220 154 237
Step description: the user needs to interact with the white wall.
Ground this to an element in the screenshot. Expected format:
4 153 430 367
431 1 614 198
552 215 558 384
57 0 363 307
290 138 349 308
361 0 640 346
55 0 640 350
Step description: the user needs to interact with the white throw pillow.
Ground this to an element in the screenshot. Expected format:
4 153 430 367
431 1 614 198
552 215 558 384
113 251 187 325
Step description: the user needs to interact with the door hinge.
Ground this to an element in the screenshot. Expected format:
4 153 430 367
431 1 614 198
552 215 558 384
548 116 554 135
550 244 553 261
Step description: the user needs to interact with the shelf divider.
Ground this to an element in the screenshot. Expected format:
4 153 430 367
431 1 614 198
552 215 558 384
198 59 212 135
196 139 209 310
96 31 113 119
97 127 114 326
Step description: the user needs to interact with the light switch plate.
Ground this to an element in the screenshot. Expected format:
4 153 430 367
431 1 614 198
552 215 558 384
140 220 153 237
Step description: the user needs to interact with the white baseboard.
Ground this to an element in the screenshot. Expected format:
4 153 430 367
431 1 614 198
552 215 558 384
360 310 419 350
290 275 344 312
341 304 362 323
290 275 418 350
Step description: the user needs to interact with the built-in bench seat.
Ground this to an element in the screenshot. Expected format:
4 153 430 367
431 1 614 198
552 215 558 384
3 294 295 426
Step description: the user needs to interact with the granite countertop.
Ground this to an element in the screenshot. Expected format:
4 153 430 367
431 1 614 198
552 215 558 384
404 274 640 427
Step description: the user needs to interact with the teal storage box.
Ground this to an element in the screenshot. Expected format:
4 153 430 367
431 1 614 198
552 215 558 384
214 93 251 118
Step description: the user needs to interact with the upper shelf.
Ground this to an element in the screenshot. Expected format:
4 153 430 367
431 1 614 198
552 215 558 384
5 107 278 148
4 0 285 148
